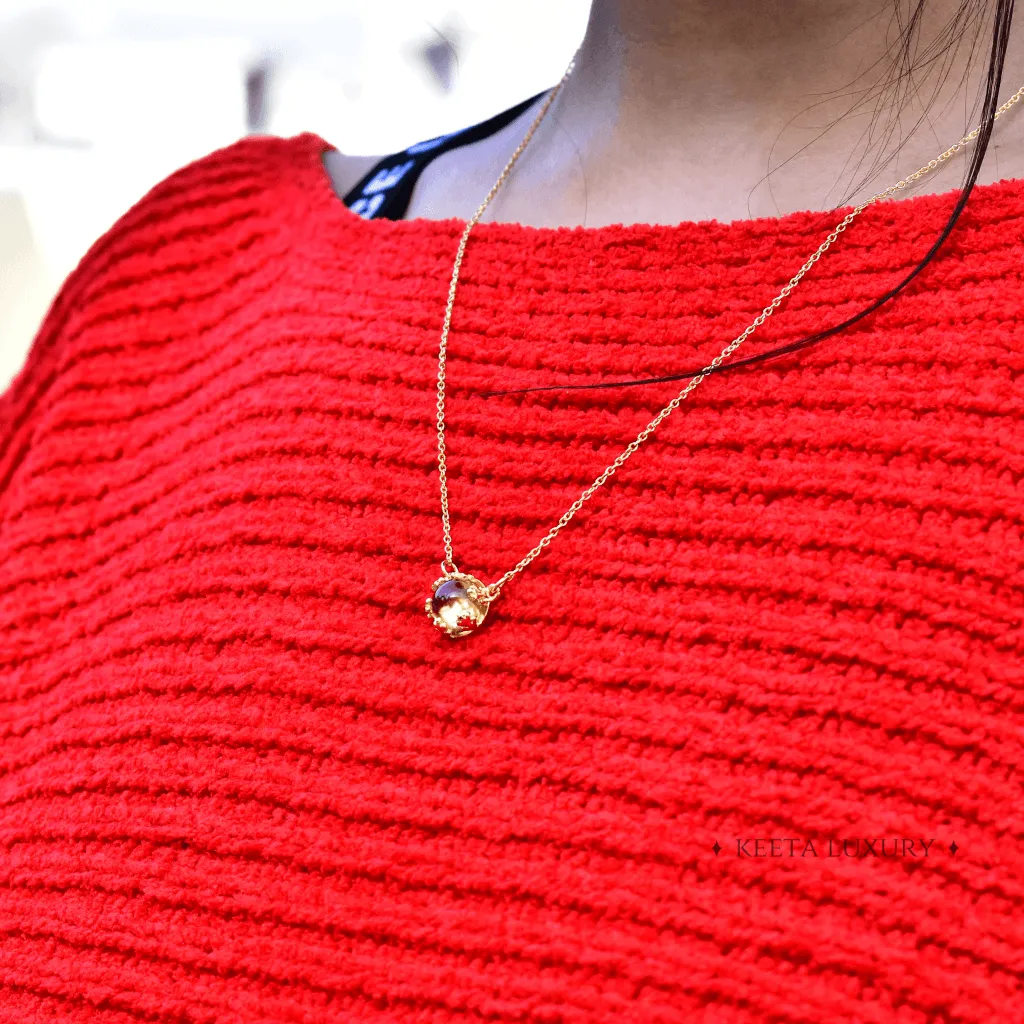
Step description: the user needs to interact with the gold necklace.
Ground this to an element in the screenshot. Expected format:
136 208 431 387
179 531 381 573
425 56 1024 638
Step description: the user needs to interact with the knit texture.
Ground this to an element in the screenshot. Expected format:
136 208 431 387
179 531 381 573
0 132 1022 1023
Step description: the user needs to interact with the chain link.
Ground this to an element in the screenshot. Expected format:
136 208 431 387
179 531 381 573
434 63 1024 603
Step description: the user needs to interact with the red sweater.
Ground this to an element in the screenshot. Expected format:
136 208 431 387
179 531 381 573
1 132 1022 1023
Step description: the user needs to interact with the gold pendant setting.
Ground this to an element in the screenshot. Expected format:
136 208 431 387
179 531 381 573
426 572 489 638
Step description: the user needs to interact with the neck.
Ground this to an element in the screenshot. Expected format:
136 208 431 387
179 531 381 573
506 0 1024 226
576 0 877 103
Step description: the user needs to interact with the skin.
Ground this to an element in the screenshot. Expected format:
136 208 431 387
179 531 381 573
324 0 1024 227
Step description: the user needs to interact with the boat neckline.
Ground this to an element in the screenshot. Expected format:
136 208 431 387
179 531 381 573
296 130 1024 239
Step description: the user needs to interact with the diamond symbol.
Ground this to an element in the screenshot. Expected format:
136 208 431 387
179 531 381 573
949 841 958 855
712 841 721 856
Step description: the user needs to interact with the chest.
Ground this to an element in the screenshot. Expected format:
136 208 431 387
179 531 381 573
6 219 1023 684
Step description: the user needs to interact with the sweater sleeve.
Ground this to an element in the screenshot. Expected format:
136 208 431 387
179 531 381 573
0 233 97 510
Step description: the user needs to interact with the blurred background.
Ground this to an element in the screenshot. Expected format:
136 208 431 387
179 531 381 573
0 0 590 390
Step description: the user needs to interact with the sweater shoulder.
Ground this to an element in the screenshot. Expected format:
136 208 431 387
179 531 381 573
70 132 323 291
0 133 325 507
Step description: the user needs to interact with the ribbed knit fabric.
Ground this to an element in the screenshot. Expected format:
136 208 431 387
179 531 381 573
1 132 1022 1023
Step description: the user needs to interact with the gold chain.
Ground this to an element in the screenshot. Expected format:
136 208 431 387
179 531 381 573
434 57 1024 608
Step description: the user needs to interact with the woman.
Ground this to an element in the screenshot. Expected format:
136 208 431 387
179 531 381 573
1 0 1022 1020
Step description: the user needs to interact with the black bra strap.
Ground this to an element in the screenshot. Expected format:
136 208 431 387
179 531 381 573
342 91 548 221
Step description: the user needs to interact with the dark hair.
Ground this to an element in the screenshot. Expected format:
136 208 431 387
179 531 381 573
487 0 1017 399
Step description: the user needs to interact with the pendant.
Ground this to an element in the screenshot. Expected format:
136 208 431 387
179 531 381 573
425 572 489 638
